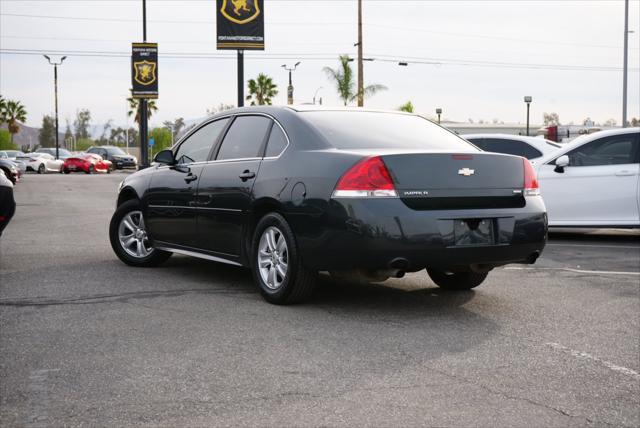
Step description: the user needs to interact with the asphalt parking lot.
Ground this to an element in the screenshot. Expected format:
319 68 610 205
1 173 638 427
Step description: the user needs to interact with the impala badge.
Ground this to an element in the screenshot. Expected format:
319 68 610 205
458 168 475 176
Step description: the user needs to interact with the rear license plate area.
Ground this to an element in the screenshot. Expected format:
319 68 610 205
454 219 494 246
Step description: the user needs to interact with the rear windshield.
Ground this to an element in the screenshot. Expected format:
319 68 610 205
301 111 478 152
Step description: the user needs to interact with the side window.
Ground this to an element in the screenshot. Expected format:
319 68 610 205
265 123 288 157
467 138 488 151
484 139 542 159
217 116 272 161
566 134 638 167
87 148 97 154
175 119 228 165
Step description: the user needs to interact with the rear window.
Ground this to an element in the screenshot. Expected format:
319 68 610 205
301 111 477 152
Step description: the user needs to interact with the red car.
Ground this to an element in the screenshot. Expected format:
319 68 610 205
63 153 114 174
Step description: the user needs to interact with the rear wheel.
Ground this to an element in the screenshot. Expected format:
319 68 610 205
37 164 45 174
109 199 171 267
252 213 317 304
426 269 488 290
86 165 95 174
63 169 70 174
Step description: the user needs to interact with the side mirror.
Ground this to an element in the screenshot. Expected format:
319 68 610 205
154 149 175 165
554 155 569 173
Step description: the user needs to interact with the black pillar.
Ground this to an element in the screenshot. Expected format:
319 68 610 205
54 64 59 160
237 50 244 107
139 0 149 168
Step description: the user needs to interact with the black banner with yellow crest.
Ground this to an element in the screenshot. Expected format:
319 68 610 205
131 43 159 99
216 0 264 50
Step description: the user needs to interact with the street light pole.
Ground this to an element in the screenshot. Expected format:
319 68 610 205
436 108 442 124
524 96 532 136
43 55 66 160
622 0 629 127
282 62 301 105
356 0 364 107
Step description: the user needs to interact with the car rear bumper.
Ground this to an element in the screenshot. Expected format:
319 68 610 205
294 196 547 272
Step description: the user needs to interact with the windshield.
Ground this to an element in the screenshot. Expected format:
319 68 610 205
301 111 477 152
105 147 127 155
5 151 24 158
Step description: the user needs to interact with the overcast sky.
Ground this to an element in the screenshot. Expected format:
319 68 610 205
1 0 638 129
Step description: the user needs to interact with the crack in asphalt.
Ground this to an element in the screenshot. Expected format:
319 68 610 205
0 288 253 307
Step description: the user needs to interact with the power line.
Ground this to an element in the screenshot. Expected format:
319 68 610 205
2 48 636 72
0 12 630 50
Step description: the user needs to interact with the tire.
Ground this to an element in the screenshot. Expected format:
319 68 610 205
107 165 112 174
426 269 488 290
63 169 70 174
86 165 95 174
109 199 172 267
37 164 45 174
252 212 317 304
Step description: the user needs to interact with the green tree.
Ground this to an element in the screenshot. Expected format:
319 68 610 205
323 55 387 106
73 109 92 140
39 115 56 148
4 100 27 143
0 129 17 150
398 101 414 113
207 103 234 115
149 127 173 153
127 94 158 124
246 73 278 106
75 138 94 151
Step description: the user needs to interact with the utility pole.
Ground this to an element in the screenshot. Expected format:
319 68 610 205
282 62 301 105
43 55 66 160
357 0 363 107
138 0 150 168
622 0 629 127
436 108 442 124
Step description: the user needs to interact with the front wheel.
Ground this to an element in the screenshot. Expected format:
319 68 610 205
252 213 317 304
109 199 171 267
37 164 45 174
426 269 488 290
86 165 95 174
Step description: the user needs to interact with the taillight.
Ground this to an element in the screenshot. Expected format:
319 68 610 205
332 156 397 198
523 158 540 196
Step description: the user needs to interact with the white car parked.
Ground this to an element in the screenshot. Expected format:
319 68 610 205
462 134 562 163
16 152 64 174
534 128 639 228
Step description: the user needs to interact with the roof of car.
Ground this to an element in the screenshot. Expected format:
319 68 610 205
536 127 640 163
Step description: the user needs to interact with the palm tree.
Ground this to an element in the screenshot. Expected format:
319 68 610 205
246 73 278 106
0 95 7 124
398 101 414 113
127 93 158 124
4 100 27 143
323 55 387 106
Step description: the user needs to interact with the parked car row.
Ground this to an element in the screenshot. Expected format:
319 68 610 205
462 128 640 228
0 145 138 183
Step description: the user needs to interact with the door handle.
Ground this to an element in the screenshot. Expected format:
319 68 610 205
239 170 256 180
184 173 198 183
615 170 634 176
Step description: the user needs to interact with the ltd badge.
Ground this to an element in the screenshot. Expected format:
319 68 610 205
458 168 475 176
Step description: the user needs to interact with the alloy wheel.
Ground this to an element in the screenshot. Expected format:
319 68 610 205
258 226 289 290
118 210 154 258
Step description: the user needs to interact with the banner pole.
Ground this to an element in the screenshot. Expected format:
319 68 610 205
139 0 149 169
237 49 244 107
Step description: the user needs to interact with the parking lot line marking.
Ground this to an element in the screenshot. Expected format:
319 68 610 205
546 343 640 380
548 243 640 250
504 267 640 276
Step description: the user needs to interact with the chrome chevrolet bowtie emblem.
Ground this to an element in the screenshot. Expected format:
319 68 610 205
458 168 475 176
